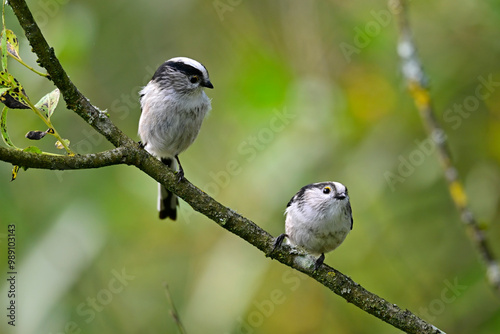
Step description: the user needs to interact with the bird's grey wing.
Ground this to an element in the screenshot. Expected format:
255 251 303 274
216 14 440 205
347 202 353 230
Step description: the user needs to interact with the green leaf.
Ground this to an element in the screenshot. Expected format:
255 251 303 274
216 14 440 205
35 88 60 118
0 70 9 87
4 29 21 62
0 105 15 147
1 27 7 71
23 146 43 154
0 69 15 87
55 138 70 149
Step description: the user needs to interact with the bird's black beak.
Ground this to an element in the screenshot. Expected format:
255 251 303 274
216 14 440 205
335 193 347 200
202 80 214 89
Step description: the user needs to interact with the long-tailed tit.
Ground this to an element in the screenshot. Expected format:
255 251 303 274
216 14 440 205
138 57 213 220
274 182 353 270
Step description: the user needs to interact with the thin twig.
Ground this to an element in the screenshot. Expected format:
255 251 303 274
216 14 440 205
392 0 500 292
163 282 187 334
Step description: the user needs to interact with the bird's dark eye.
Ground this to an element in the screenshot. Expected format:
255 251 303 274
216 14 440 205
190 75 200 84
323 187 331 194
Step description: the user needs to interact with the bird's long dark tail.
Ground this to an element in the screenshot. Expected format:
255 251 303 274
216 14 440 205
158 158 179 220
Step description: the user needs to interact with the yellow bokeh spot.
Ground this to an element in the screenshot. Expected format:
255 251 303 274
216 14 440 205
488 120 500 163
449 180 468 208
408 81 431 108
345 69 395 122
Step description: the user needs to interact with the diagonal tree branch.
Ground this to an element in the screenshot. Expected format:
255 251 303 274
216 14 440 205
0 142 446 334
0 146 135 170
2 0 447 333
393 0 500 293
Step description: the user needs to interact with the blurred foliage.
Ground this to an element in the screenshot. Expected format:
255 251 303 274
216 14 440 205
1 0 500 333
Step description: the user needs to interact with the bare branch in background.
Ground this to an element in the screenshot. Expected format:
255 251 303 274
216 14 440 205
392 0 500 292
164 282 188 334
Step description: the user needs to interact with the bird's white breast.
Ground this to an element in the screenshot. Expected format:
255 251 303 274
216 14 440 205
138 81 211 158
285 200 351 255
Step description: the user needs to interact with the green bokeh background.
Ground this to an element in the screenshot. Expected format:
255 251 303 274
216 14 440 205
1 1 500 333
